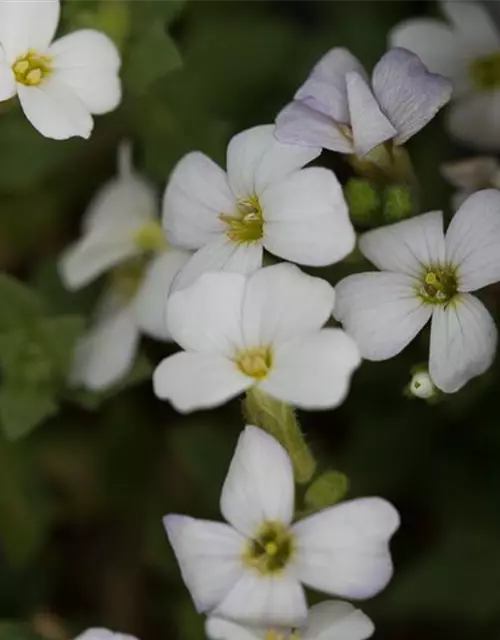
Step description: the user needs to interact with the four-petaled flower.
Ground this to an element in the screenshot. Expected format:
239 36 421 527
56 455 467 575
390 0 500 149
206 601 374 640
153 263 361 412
162 124 355 292
0 0 121 139
60 143 190 390
275 47 451 158
334 189 500 393
164 425 399 626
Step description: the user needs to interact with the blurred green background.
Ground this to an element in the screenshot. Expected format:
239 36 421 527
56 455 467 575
1 1 500 639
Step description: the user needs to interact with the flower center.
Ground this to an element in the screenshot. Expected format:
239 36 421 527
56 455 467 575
243 521 295 575
109 259 146 302
133 220 168 253
419 267 457 305
265 631 300 640
469 50 500 91
219 196 264 244
235 346 272 379
12 50 52 86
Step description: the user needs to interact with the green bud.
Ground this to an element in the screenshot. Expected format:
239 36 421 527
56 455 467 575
383 184 415 223
344 178 381 226
304 470 349 511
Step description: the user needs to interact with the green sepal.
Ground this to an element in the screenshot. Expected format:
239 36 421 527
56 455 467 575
344 178 382 227
383 184 416 223
304 470 350 512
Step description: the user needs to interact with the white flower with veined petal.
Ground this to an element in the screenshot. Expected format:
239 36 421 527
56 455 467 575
275 47 451 158
206 601 374 640
164 425 399 627
334 189 500 393
390 1 500 149
0 0 121 139
153 263 361 412
162 124 355 292
60 143 190 390
441 156 500 209
74 629 138 640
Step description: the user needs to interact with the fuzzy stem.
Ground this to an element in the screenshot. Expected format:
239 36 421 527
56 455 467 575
243 388 316 484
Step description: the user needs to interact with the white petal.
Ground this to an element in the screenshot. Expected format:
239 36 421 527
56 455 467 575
133 250 191 341
274 101 354 154
346 71 396 158
260 329 361 410
302 601 374 640
205 618 264 640
59 229 137 290
0 47 15 101
220 425 295 537
441 156 500 191
442 0 500 57
49 30 121 114
0 0 60 60
334 273 432 361
292 497 400 600
429 294 497 393
70 302 139 391
153 352 252 412
294 47 365 122
75 629 138 640
261 167 355 266
162 151 234 249
163 515 245 613
388 19 467 92
17 80 92 140
445 188 500 291
214 571 307 628
447 92 500 151
241 263 335 348
166 271 246 354
359 210 446 277
171 235 263 293
372 48 452 145
226 124 320 198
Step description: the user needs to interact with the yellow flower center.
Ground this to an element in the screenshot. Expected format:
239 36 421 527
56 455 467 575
12 50 52 86
219 195 264 244
419 267 458 305
133 220 168 253
265 631 300 640
109 259 146 303
469 50 500 91
235 346 272 379
243 521 295 575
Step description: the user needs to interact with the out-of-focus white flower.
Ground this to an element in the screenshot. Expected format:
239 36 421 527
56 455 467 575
162 124 355 291
60 143 190 390
409 370 437 400
206 601 374 640
390 1 500 149
74 629 138 640
334 189 500 393
153 263 361 412
441 156 500 209
0 0 121 139
275 47 451 158
164 426 399 627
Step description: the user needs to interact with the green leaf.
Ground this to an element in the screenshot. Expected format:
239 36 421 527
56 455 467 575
36 315 85 377
0 622 45 640
126 23 182 94
0 274 44 332
304 470 350 511
0 386 58 441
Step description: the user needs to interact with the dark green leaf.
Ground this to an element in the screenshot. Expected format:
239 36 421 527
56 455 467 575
0 386 59 441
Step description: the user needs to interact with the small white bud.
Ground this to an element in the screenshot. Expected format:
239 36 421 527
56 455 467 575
409 370 437 399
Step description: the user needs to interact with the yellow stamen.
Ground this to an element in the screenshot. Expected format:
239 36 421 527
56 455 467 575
219 195 264 244
235 346 272 379
133 221 168 253
12 50 52 87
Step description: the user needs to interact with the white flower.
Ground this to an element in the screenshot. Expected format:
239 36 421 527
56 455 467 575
60 143 190 390
206 601 374 640
164 425 399 627
162 124 355 291
334 189 500 393
153 263 361 412
390 0 500 149
409 370 437 400
275 47 451 158
74 629 138 640
441 156 500 209
0 0 121 139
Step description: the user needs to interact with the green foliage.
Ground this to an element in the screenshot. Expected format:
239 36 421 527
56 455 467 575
0 623 44 640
